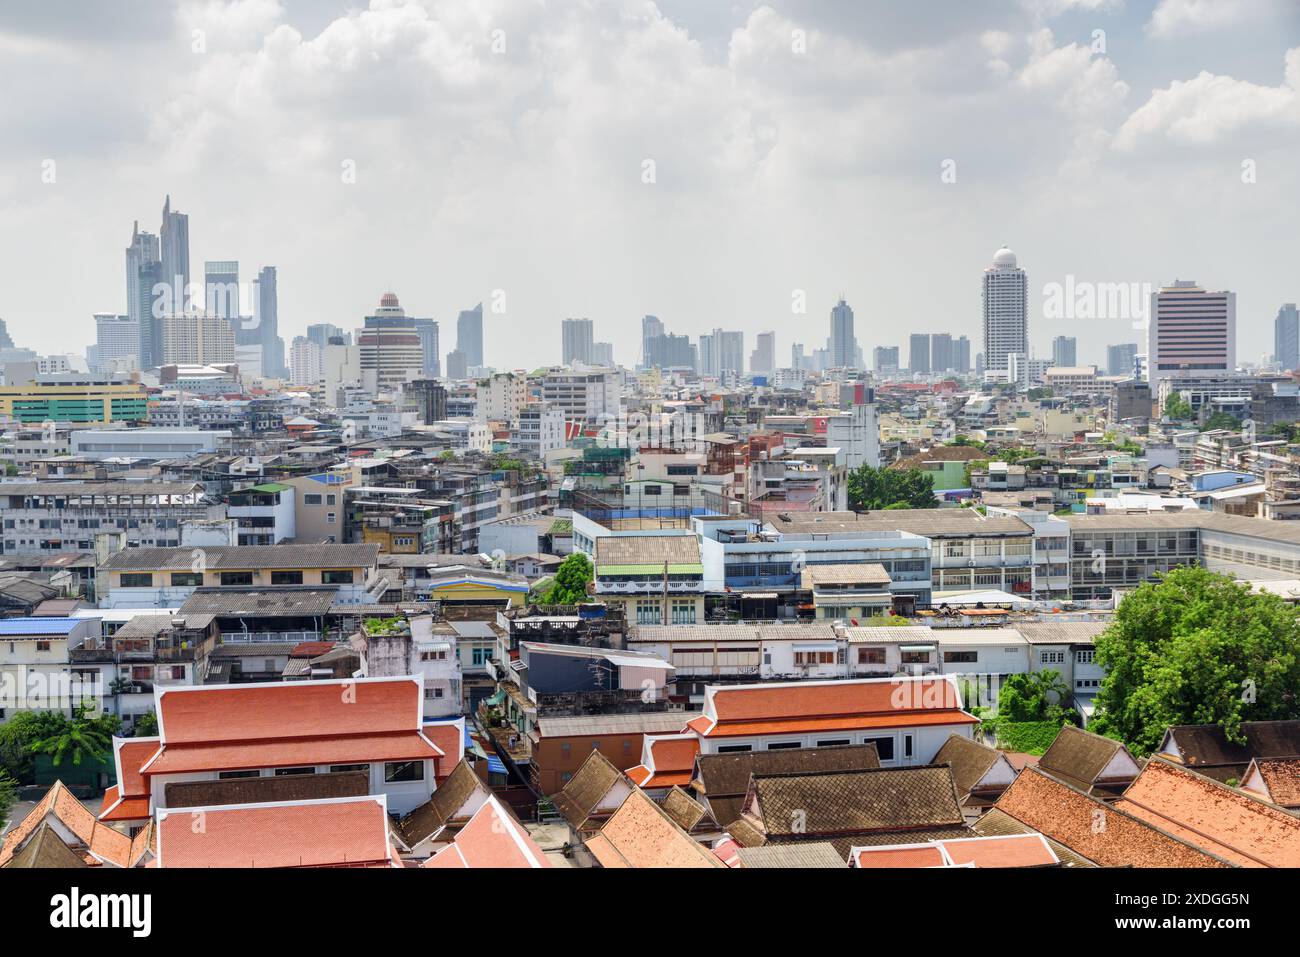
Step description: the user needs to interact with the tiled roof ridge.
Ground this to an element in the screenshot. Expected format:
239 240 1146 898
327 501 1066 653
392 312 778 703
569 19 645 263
147 728 437 760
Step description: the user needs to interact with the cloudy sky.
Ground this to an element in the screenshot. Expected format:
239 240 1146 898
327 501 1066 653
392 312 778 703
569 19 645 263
0 0 1297 370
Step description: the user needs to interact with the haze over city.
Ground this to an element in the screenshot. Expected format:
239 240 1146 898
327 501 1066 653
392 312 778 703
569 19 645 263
1 0 1297 369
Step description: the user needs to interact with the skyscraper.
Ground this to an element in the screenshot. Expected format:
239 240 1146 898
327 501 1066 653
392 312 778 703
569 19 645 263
205 261 240 321
307 324 347 348
931 333 954 373
159 195 190 315
136 258 164 369
1106 342 1139 376
872 345 899 373
982 246 1028 375
1148 280 1236 389
750 331 776 374
257 266 287 378
715 329 744 377
94 313 139 372
1051 335 1077 368
562 317 594 366
457 303 484 369
640 314 664 369
828 298 857 369
125 222 159 329
909 334 931 374
955 336 971 373
1275 303 1299 371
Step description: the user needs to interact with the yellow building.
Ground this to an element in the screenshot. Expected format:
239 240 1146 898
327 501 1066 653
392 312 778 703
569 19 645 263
421 567 529 607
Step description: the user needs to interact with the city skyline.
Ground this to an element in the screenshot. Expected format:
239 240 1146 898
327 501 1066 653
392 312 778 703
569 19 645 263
0 1 1295 370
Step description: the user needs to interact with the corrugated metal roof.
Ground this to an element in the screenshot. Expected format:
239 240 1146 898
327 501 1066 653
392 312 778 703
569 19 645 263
0 617 83 636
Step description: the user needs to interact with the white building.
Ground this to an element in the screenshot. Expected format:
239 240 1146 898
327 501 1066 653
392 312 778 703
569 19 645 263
826 402 881 469
540 368 621 427
516 404 566 458
982 246 1029 375
70 428 232 461
290 335 324 387
476 372 528 424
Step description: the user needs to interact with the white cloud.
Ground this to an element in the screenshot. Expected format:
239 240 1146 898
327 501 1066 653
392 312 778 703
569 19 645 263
1114 47 1300 149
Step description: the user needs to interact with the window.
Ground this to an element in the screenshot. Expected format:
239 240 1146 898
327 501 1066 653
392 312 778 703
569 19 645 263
326 512 337 524
717 744 753 753
35 641 50 652
857 647 886 665
1040 650 1065 664
1076 650 1095 664
471 647 489 666
900 650 930 664
904 733 914 759
322 569 353 584
766 741 802 750
218 770 260 779
271 570 303 585
384 761 424 783
170 572 203 586
817 739 851 747
864 736 895 761
943 651 978 663
303 494 323 505
274 766 315 776
119 573 153 588
219 571 254 586
330 764 368 773
795 650 836 665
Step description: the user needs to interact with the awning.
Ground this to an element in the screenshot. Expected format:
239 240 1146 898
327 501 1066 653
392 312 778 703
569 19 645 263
792 642 838 652
899 644 937 652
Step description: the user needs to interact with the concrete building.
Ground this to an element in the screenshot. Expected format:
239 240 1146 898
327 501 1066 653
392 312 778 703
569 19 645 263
1106 342 1139 376
159 314 236 366
1051 336 1077 368
540 368 620 427
909 334 931 374
0 374 148 426
562 317 594 367
1275 303 1299 371
70 428 231 461
828 299 858 370
1148 280 1236 390
982 246 1029 375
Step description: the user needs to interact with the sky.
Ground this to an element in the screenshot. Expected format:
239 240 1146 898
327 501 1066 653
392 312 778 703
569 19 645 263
0 0 1297 371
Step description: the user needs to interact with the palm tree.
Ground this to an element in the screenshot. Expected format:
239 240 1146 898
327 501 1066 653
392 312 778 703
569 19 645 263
32 704 117 767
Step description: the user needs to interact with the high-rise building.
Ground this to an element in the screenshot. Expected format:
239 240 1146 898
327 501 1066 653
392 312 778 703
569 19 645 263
982 246 1028 374
457 303 484 369
828 298 857 369
715 330 744 377
872 346 899 374
645 333 694 370
640 315 664 369
445 349 468 380
955 336 971 373
1051 335 1077 368
125 222 160 330
1274 303 1299 371
909 334 931 374
93 313 139 372
159 314 236 366
591 342 615 367
407 378 448 425
289 336 324 387
698 334 716 376
750 331 776 375
136 259 165 370
359 292 425 389
205 261 240 321
307 324 347 348
1148 280 1236 389
159 195 190 316
562 317 594 366
931 333 954 373
1106 342 1139 376
256 266 286 379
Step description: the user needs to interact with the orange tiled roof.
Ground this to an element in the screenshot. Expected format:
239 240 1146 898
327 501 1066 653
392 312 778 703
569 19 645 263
1115 758 1300 868
0 781 135 868
156 796 399 868
647 736 699 772
423 723 463 779
1244 758 1300 808
157 678 421 745
695 710 978 739
854 845 947 868
143 731 442 776
98 789 152 823
420 797 550 869
114 737 159 798
585 789 723 869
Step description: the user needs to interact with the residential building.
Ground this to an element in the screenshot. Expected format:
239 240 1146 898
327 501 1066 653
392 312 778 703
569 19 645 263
982 246 1029 374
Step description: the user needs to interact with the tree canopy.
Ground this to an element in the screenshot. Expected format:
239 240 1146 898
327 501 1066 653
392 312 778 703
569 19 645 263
1164 392 1193 421
30 705 119 768
1090 567 1300 755
847 465 936 511
541 552 594 604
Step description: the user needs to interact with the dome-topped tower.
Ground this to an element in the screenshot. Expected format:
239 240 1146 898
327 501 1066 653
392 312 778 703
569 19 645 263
992 246 1017 268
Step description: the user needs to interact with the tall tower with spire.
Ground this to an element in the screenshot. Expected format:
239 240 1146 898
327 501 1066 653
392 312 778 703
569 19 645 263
159 194 190 315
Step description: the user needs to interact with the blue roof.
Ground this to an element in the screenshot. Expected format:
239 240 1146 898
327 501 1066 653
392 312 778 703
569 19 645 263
486 755 507 775
0 617 84 636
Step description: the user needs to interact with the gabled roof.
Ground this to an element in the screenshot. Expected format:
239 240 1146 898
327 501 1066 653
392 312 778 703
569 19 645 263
163 770 370 810
583 788 723 869
0 781 136 868
851 833 1059 869
690 676 977 739
661 786 712 833
735 843 847 868
625 734 699 789
1159 720 1300 781
692 743 881 827
550 750 630 831
1038 725 1139 795
971 808 1094 868
1241 757 1300 808
1114 758 1300 868
398 760 492 847
1 823 89 869
741 764 965 844
992 767 1232 868
156 795 400 868
933 733 1015 799
420 796 550 869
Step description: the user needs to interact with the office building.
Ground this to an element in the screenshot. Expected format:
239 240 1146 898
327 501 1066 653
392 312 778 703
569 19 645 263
93 313 139 372
640 315 664 369
290 336 324 387
1106 342 1139 377
457 303 484 368
909 333 931 374
982 246 1029 374
0 374 148 425
1148 280 1236 390
750 331 776 375
645 332 695 370
828 298 857 369
1275 303 1299 371
307 323 347 348
562 317 594 366
873 346 900 374
955 336 971 373
205 260 240 321
159 194 190 315
1051 335 1077 368
931 333 954 373
125 221 160 330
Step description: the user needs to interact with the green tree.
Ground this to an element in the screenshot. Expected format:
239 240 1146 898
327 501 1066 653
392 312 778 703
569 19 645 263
996 670 1068 722
0 710 68 784
31 705 120 767
847 465 936 511
134 711 159 737
544 552 594 605
1164 392 1193 421
1203 411 1242 432
1090 567 1300 755
0 768 16 828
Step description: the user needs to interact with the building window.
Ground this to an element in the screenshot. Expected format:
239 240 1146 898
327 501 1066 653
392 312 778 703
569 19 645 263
170 572 203 586
795 650 835 665
766 741 802 750
717 744 752 753
864 736 896 761
1040 651 1065 664
943 651 978 663
817 739 851 747
383 761 425 783
1076 650 1095 664
218 770 260 779
219 571 254 586
274 767 315 776
271 570 304 585
322 569 354 584
330 764 368 773
303 494 323 505
119 573 153 588
326 512 337 524
857 648 886 665
635 599 661 625
900 650 930 664
35 641 51 652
